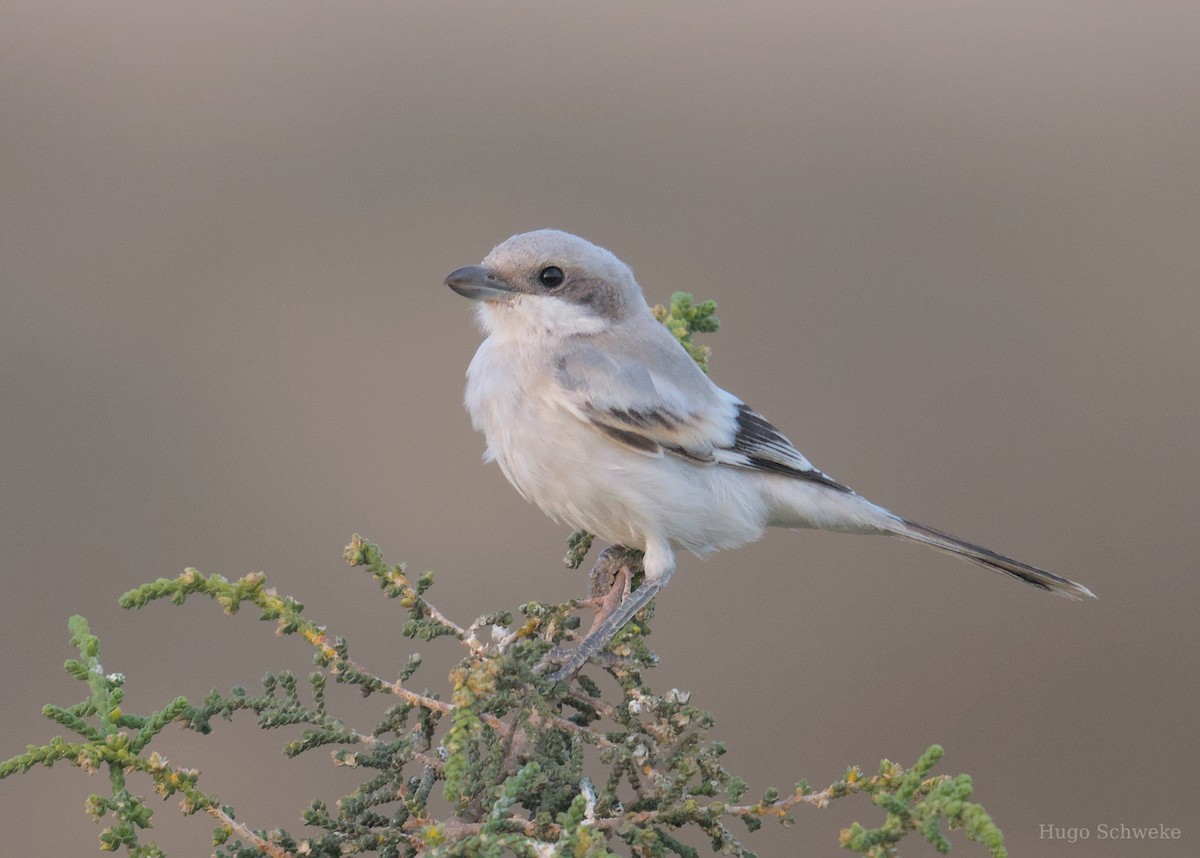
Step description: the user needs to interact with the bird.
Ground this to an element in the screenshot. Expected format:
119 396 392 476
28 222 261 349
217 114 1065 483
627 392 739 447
445 229 1094 678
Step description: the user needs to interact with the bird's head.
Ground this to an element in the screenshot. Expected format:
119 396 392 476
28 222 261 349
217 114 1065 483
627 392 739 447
445 230 648 339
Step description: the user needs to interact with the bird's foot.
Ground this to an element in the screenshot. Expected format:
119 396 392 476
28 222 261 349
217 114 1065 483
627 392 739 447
534 546 654 682
587 546 643 599
540 646 649 674
544 578 660 682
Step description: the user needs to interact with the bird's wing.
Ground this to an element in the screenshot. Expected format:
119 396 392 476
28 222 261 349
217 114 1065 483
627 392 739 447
554 339 853 492
716 403 854 492
554 343 731 463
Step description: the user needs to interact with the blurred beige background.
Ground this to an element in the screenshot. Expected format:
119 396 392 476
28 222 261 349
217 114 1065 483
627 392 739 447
2 3 1198 855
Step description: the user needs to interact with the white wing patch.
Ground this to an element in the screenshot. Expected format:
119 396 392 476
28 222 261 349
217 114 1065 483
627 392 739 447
718 404 854 493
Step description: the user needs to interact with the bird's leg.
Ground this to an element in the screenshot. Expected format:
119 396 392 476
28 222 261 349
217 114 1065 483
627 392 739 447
548 545 627 616
585 565 629 636
536 546 649 679
588 547 626 599
541 540 677 682
579 546 641 631
549 576 660 682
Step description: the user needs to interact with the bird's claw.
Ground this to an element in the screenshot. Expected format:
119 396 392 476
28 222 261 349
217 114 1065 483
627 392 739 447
539 579 662 682
533 545 656 683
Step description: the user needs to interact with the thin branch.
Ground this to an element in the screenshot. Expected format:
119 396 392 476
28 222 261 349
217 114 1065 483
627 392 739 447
424 599 484 655
410 751 444 771
308 631 454 716
528 708 618 751
207 804 293 858
311 628 615 749
587 777 872 833
567 691 623 725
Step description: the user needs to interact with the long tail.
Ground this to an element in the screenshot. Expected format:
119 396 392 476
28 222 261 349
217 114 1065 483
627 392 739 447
895 519 1096 601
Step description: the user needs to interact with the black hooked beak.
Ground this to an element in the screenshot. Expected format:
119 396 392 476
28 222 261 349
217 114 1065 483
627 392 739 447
444 265 517 302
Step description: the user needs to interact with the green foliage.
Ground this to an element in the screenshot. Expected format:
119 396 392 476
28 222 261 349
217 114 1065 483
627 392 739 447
563 530 595 570
2 294 1006 857
1 617 211 857
2 539 1005 858
835 749 1005 857
652 292 720 374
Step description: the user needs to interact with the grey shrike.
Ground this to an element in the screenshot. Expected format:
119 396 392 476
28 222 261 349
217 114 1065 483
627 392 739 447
445 229 1094 677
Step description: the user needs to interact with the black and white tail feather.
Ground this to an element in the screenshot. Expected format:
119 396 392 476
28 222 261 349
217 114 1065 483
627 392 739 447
727 402 1095 601
894 519 1094 600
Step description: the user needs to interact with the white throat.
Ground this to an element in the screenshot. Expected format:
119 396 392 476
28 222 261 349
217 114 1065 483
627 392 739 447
476 294 607 342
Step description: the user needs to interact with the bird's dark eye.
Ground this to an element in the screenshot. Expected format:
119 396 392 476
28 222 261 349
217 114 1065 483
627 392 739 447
538 266 565 289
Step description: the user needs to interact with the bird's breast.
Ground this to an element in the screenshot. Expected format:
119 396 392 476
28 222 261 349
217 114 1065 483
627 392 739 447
465 340 575 504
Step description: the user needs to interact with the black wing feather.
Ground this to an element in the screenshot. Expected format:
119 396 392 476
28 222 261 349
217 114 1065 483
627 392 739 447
726 404 854 493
